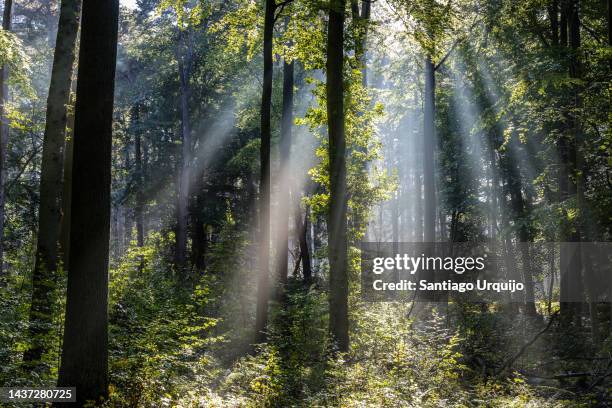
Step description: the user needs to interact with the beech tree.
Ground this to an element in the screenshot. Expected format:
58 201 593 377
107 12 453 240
56 0 119 404
24 0 82 367
327 0 349 352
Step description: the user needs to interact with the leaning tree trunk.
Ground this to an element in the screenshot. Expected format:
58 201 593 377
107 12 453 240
254 0 275 344
24 0 82 367
0 0 13 280
56 0 119 405
327 0 349 353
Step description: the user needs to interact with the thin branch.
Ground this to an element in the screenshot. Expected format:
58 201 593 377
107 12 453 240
273 0 293 24
494 311 559 376
5 147 40 194
580 22 604 44
434 19 481 71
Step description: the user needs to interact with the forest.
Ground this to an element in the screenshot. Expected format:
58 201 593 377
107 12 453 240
0 0 611 406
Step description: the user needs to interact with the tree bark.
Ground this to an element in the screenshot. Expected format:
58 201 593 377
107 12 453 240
55 0 119 405
0 0 13 280
254 0 275 343
24 0 82 367
327 0 349 352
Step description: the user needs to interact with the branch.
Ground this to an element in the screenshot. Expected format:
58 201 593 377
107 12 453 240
273 0 293 24
580 22 603 44
5 147 40 194
434 19 481 71
494 312 559 377
292 251 302 277
587 358 612 391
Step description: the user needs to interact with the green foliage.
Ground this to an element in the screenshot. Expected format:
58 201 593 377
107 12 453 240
106 233 222 406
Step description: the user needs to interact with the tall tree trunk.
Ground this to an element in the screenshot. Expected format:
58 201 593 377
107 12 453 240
56 0 119 404
0 0 13 280
132 105 145 248
359 0 370 86
24 0 82 367
254 0 275 343
123 141 132 250
276 57 294 288
560 0 584 326
175 28 192 280
59 87 75 268
327 0 349 352
423 57 436 243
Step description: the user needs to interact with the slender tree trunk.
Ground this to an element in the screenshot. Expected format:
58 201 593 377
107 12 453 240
327 0 349 352
560 0 568 47
423 57 436 243
24 0 82 367
175 29 192 280
276 57 294 287
134 106 144 248
59 87 75 268
549 0 559 47
123 141 132 250
254 0 275 343
359 0 370 86
297 205 312 282
0 0 13 280
560 0 585 326
55 0 119 404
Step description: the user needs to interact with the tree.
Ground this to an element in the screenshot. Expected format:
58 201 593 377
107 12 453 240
56 0 119 404
423 56 435 243
276 55 294 288
254 0 276 343
24 0 82 367
175 26 193 279
0 0 12 279
327 0 349 352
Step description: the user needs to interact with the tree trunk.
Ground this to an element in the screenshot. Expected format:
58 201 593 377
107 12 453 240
24 0 82 367
549 0 559 47
359 0 370 86
559 0 584 326
175 28 192 281
298 205 312 282
0 0 13 280
423 57 436 243
59 87 75 268
327 0 349 352
276 57 294 288
55 0 119 405
134 106 144 248
254 0 275 343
